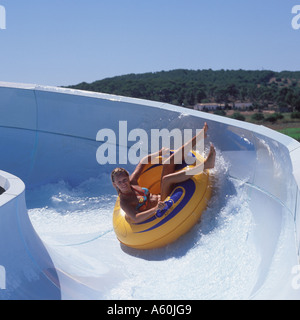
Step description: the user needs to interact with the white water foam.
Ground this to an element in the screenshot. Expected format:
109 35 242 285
27 178 116 246
27 149 261 299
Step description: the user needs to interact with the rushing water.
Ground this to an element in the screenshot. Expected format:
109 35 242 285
27 148 261 299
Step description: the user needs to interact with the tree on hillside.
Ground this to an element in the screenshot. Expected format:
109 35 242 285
66 69 300 108
292 97 300 112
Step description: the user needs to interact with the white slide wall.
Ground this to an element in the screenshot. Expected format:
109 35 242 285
0 82 299 299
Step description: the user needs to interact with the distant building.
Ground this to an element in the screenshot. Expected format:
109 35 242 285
234 102 253 109
194 102 253 111
194 103 223 111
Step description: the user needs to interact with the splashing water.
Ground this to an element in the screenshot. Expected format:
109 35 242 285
28 149 260 299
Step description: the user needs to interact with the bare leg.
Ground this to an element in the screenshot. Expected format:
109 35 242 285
160 122 208 178
204 144 216 170
160 123 214 201
172 122 208 165
160 144 216 200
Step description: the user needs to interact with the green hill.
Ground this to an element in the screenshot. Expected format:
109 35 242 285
66 69 300 111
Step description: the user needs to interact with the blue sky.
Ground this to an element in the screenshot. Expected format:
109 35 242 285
0 0 300 86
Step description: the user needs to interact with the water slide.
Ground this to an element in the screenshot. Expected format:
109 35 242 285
0 82 299 300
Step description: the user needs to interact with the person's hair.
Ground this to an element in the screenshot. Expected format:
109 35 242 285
111 167 129 183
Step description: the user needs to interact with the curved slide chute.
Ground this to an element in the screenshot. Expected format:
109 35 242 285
0 82 299 299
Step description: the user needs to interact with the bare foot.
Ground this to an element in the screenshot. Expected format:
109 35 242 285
204 144 216 170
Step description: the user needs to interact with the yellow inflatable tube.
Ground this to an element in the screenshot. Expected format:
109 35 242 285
113 151 212 250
